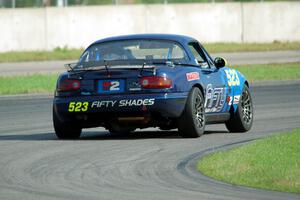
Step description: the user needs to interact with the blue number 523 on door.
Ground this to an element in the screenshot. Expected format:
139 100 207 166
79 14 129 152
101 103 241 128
97 79 125 94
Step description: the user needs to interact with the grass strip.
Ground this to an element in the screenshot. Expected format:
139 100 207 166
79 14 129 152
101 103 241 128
0 74 58 95
232 62 300 82
0 47 83 63
1 42 300 63
204 42 300 53
198 129 300 194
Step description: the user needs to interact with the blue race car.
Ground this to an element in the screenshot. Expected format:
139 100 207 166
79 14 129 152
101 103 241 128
53 34 253 139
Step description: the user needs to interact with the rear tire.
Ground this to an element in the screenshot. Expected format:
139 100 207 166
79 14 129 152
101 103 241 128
178 87 205 138
53 109 82 139
225 85 253 132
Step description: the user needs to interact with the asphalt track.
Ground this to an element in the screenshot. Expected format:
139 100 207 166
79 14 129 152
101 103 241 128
1 50 300 75
0 83 300 200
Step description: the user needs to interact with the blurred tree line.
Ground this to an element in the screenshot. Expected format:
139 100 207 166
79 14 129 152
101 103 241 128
0 0 295 8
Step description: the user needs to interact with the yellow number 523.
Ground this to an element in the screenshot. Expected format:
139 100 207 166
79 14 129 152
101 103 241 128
68 102 89 112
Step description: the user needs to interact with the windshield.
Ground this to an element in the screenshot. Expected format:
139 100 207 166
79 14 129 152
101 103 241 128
79 39 189 65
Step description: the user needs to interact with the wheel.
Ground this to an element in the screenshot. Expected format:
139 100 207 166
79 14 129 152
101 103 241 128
53 108 82 139
178 87 205 138
225 85 253 132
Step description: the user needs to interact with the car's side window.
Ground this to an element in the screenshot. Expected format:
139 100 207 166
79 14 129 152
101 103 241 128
200 45 216 68
188 43 209 69
80 51 89 63
171 44 187 60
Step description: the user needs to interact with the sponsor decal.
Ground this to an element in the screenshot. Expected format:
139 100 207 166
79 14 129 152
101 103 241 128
91 98 155 108
225 95 240 107
224 69 240 86
102 81 116 91
204 84 225 113
97 79 125 94
227 96 232 106
91 101 117 108
119 99 155 107
186 72 200 81
233 95 240 104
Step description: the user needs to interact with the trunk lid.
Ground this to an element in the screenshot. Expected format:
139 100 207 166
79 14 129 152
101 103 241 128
69 67 156 95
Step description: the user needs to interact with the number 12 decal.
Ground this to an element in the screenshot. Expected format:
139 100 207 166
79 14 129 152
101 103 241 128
98 79 125 94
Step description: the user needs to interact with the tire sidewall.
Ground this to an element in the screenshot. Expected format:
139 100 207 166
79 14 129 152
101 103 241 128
237 85 253 131
180 87 205 137
191 88 205 135
53 107 82 139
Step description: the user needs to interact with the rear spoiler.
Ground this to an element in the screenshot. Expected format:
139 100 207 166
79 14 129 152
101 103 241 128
64 62 157 75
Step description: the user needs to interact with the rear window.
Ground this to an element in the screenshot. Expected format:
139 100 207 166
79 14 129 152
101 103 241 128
80 39 188 63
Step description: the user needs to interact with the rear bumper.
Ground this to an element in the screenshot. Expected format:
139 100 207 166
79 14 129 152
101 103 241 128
53 92 188 121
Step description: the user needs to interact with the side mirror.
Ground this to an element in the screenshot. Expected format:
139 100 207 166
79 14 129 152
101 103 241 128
214 57 227 69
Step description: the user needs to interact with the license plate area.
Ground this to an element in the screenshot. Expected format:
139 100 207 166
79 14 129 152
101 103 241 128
97 79 125 94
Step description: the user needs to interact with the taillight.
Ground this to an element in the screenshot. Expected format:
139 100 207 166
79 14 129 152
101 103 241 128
140 76 172 89
57 79 80 92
